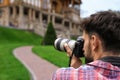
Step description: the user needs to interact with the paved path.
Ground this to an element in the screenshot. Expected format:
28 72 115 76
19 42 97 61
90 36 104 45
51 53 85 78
13 46 58 80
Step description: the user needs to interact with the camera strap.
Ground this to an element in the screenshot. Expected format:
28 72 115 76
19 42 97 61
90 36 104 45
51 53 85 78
68 42 80 67
68 52 74 67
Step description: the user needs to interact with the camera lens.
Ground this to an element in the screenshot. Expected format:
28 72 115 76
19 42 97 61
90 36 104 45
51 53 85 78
54 38 76 51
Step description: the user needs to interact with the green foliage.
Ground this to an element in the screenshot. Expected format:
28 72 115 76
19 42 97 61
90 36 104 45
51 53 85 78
42 22 57 45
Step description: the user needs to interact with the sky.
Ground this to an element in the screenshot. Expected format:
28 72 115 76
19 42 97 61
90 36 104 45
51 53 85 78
81 0 120 18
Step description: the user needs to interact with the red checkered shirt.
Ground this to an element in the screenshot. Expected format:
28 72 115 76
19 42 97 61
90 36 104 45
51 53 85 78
52 60 120 80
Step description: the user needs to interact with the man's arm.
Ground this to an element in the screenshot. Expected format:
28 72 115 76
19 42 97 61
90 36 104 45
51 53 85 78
64 43 82 68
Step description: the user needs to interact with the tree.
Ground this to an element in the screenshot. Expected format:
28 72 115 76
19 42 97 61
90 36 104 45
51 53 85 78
42 22 57 45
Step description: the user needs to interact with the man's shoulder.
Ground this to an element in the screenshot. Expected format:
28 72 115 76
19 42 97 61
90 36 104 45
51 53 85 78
56 60 120 72
52 60 120 80
88 60 120 71
56 62 95 73
52 64 96 80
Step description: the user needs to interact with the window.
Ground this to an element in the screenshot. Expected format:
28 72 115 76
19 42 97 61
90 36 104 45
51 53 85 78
24 7 29 16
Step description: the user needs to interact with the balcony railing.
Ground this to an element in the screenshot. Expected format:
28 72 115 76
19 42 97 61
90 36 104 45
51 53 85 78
63 7 80 15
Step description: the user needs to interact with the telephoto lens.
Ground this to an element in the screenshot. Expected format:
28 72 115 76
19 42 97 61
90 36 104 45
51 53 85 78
54 37 93 63
54 38 76 51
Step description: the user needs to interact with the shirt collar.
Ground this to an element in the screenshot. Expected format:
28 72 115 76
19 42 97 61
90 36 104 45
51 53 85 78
87 57 120 71
100 56 120 67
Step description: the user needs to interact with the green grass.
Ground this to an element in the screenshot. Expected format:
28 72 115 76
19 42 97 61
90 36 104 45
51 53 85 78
32 46 85 67
0 26 85 80
0 43 30 80
0 26 42 80
0 26 42 45
32 46 69 67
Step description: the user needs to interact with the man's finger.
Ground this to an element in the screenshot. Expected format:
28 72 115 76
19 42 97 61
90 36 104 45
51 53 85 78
64 43 72 57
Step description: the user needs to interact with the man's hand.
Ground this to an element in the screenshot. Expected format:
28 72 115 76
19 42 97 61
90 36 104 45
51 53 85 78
64 43 73 57
64 43 82 68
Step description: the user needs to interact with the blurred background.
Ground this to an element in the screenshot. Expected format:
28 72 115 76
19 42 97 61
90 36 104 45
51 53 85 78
0 0 119 80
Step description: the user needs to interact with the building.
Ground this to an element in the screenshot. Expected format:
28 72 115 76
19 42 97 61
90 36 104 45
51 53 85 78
0 0 82 38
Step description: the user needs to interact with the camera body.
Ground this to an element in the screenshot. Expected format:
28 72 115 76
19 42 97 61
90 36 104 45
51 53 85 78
54 37 84 57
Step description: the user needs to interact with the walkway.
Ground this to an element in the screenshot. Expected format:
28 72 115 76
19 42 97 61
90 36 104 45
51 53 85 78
13 46 58 80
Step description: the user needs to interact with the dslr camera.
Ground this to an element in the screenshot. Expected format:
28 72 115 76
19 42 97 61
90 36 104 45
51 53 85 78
54 37 84 58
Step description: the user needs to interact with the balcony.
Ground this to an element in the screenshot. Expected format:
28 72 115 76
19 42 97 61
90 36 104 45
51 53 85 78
62 7 80 23
63 7 80 15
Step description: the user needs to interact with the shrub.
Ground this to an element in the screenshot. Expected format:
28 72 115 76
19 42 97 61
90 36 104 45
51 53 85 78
42 22 57 45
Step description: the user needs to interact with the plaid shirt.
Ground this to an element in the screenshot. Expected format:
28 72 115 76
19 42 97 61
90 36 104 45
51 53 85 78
52 60 120 80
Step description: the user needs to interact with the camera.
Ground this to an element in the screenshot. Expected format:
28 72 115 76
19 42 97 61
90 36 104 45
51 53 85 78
54 37 84 58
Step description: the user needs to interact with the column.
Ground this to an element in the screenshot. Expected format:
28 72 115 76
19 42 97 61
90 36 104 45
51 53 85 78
32 10 36 21
28 8 32 21
73 23 76 35
52 11 55 26
18 5 24 28
69 22 72 32
29 9 34 29
52 15 55 26
48 0 51 12
39 12 44 36
39 12 42 23
12 6 16 18
47 14 50 23
4 7 10 26
62 19 65 26
28 8 32 29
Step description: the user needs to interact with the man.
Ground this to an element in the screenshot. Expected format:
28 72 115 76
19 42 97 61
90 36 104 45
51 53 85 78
52 11 120 80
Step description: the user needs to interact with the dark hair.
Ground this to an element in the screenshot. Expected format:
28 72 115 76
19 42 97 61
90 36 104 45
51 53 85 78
81 10 120 53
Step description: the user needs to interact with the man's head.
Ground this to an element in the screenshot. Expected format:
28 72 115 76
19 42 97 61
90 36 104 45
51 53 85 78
81 10 120 60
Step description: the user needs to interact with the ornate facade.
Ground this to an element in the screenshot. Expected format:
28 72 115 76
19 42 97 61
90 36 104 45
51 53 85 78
0 0 82 38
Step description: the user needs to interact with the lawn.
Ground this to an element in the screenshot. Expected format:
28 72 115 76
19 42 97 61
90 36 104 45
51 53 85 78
32 46 85 67
0 43 30 80
0 26 84 80
32 46 69 67
0 26 42 80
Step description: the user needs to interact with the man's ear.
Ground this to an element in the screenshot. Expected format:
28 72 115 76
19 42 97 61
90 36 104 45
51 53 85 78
90 35 99 51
